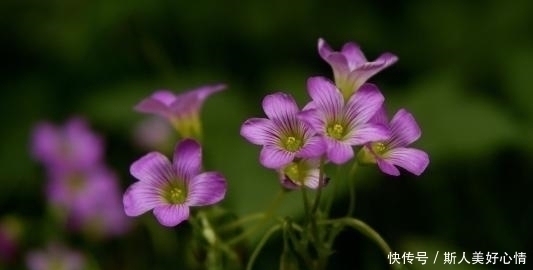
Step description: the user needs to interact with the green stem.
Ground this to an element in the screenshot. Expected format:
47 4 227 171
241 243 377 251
192 212 240 268
324 165 342 217
219 213 265 232
228 190 284 245
320 218 393 259
246 224 282 270
346 161 359 217
311 159 325 215
301 187 311 219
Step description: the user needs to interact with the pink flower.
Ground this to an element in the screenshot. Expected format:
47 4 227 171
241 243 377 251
359 107 429 176
123 139 227 227
318 38 397 99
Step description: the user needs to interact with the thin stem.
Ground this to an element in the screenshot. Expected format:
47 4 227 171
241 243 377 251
324 165 342 217
228 190 285 245
346 161 359 217
311 158 325 215
301 186 319 243
246 224 282 270
219 213 265 232
301 187 311 219
320 218 393 259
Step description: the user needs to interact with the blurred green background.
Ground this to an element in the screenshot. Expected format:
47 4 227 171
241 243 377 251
1 0 532 269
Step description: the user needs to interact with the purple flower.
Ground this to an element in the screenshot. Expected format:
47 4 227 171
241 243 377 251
318 38 398 99
279 158 328 190
47 166 130 237
26 243 86 270
31 118 103 171
299 77 389 164
31 117 130 237
123 139 227 227
359 107 429 176
134 84 226 139
240 92 326 169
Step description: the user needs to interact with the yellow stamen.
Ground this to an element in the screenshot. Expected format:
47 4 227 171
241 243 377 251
283 136 302 152
327 123 345 140
371 142 387 155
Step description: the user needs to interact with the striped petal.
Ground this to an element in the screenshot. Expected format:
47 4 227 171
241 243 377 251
123 182 162 216
307 76 343 120
388 109 422 148
173 139 202 181
240 118 278 145
153 204 190 227
130 152 174 186
186 172 227 206
262 92 299 122
260 145 294 169
384 147 429 176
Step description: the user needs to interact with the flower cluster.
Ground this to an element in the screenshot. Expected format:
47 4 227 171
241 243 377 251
241 38 429 185
26 243 85 270
31 118 129 237
25 37 429 270
124 84 228 227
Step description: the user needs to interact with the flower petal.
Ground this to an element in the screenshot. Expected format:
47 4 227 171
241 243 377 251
345 83 385 126
345 123 389 145
260 145 294 169
318 38 350 75
307 76 343 119
385 147 429 176
130 152 174 185
194 84 226 100
186 172 227 206
303 168 321 189
298 108 325 135
262 92 299 121
317 38 334 60
134 91 175 117
297 135 326 158
340 42 367 70
31 122 61 164
369 105 389 126
152 90 177 106
279 175 300 190
348 52 398 90
123 182 162 216
240 118 277 145
376 159 400 176
388 109 422 148
153 204 190 227
173 139 202 181
170 84 225 113
326 139 354 164
64 118 103 168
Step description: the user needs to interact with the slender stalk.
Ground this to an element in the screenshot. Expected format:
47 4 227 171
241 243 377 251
311 159 325 215
301 187 311 219
219 213 266 232
228 190 285 245
346 161 359 217
324 165 342 217
246 224 282 270
320 218 393 259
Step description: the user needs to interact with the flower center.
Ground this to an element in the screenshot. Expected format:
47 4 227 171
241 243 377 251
371 142 387 155
283 162 303 185
327 123 345 140
164 184 187 204
283 136 302 152
67 172 86 193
